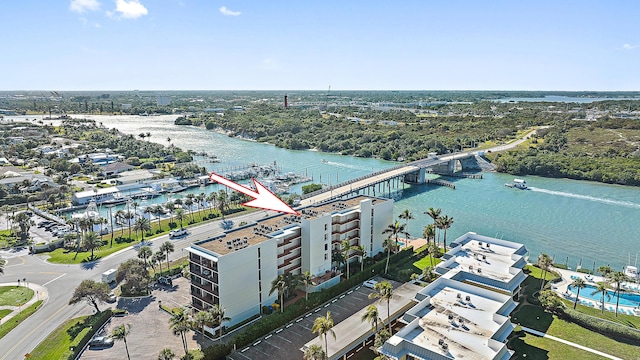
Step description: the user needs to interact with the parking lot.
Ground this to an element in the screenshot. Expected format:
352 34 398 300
228 278 399 360
80 277 201 360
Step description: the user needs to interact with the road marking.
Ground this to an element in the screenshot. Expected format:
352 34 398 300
39 271 64 275
265 334 272 339
253 340 261 346
314 308 321 312
305 313 311 317
296 318 302 322
276 329 283 333
331 299 337 303
275 334 292 343
339 294 345 299
242 347 249 352
43 273 66 286
324 303 330 307
347 290 353 294
0 304 69 360
286 323 293 328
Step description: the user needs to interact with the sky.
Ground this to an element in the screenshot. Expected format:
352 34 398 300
0 0 639 91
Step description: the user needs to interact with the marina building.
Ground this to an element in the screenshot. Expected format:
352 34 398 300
186 195 394 327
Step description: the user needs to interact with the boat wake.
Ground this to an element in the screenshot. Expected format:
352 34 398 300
528 187 640 209
325 161 372 171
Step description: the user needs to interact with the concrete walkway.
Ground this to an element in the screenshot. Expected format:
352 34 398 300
0 282 48 325
520 325 623 360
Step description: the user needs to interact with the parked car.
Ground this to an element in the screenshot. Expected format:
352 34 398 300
169 228 188 238
89 336 114 348
158 276 173 286
106 292 117 303
37 221 52 228
363 279 378 289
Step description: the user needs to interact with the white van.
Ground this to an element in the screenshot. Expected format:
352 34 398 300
169 228 188 238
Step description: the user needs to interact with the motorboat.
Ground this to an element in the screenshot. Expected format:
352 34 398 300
625 265 638 281
505 178 527 189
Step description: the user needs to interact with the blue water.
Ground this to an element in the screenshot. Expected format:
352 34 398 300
46 114 640 272
496 96 639 103
569 284 640 307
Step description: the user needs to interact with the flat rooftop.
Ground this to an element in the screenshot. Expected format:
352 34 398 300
438 232 527 289
381 279 515 360
193 196 386 256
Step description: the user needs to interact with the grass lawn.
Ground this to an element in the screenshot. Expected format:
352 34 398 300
0 300 43 339
512 267 640 359
0 309 12 318
508 329 606 360
45 206 255 264
0 286 34 306
29 315 92 359
412 255 441 271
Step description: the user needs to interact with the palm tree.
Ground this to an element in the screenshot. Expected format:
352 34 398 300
217 190 228 217
398 209 414 249
610 271 628 316
169 308 190 355
193 310 214 344
312 311 336 357
341 239 352 279
160 241 175 273
436 215 454 253
382 221 408 249
115 209 126 237
174 208 185 228
269 274 287 313
369 281 394 334
382 238 396 274
206 192 217 215
134 217 151 241
132 201 139 220
571 277 587 309
111 324 132 360
300 271 316 301
137 245 153 269
303 344 326 360
424 207 441 245
361 304 382 333
196 192 206 220
153 204 164 231
537 253 553 291
158 348 176 360
597 265 613 281
209 304 230 339
83 231 102 259
591 281 610 313
353 245 366 272
153 251 165 273
184 195 195 223
165 202 175 225
422 224 436 259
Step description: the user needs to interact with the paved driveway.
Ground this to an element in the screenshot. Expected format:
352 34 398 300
228 278 400 360
81 277 201 360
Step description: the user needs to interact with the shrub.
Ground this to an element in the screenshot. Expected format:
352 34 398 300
563 308 640 342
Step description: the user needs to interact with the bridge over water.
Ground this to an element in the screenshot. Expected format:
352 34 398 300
298 127 544 206
298 152 476 206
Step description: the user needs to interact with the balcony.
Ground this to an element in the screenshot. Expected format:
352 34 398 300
191 280 216 294
278 256 301 270
278 234 302 248
278 242 302 259
332 217 360 226
191 287 216 304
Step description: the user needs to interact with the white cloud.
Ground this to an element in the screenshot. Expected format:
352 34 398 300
622 43 638 50
114 0 148 19
70 0 101 13
220 6 241 16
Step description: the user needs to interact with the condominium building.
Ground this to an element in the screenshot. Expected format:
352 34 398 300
187 195 393 327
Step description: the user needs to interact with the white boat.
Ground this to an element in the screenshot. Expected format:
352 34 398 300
505 178 527 189
625 265 638 281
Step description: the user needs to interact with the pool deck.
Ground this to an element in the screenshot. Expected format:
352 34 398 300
549 266 640 316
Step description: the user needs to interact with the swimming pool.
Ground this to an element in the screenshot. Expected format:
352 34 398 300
568 284 640 307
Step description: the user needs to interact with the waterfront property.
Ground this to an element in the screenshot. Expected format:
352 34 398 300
380 233 527 360
379 277 517 360
435 232 528 296
186 195 394 327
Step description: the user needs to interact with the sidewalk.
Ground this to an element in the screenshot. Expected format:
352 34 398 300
519 325 623 360
0 282 48 325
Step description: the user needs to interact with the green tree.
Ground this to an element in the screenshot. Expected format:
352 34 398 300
269 274 287 313
83 231 102 259
134 217 151 241
153 204 165 230
158 348 176 360
422 224 436 265
537 253 553 291
68 279 110 313
369 281 394 334
154 250 166 273
341 239 353 279
174 208 185 228
192 310 213 344
570 277 587 309
209 304 230 340
423 207 441 245
10 212 34 243
111 324 132 360
436 215 454 253
538 289 565 315
312 311 336 357
361 304 381 333
398 209 414 249
137 245 153 269
382 238 396 274
116 259 152 296
300 271 316 301
591 281 610 314
170 308 191 356
303 344 326 360
160 241 175 273
610 271 628 317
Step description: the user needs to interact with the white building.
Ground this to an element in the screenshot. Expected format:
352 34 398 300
435 232 528 296
187 195 393 327
379 278 517 360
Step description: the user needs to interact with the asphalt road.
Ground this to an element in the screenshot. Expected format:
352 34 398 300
0 209 275 360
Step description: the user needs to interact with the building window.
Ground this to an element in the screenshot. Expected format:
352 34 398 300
324 243 328 251
324 224 328 231
324 234 327 241
324 253 328 260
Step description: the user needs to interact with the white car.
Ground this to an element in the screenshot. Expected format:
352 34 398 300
169 228 188 238
363 279 378 289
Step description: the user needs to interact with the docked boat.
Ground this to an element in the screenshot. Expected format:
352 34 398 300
505 178 527 189
625 265 638 281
